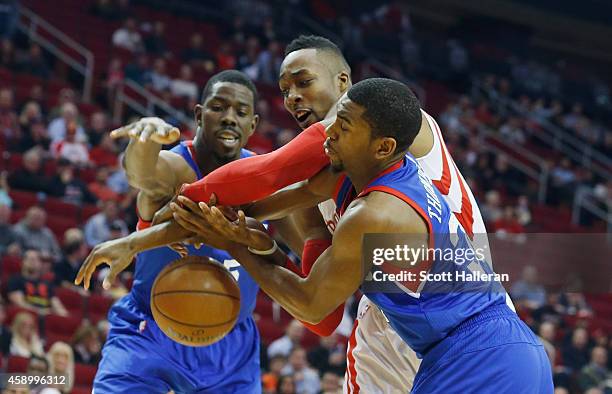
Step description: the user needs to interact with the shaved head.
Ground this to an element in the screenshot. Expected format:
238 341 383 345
284 35 351 76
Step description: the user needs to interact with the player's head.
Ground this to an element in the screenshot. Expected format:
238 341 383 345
280 35 351 129
195 70 259 164
325 78 422 174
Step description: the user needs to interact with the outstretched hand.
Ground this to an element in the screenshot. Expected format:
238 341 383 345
110 117 180 144
74 237 135 290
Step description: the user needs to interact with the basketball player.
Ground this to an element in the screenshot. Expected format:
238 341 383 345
170 79 554 393
91 70 264 393
77 36 509 392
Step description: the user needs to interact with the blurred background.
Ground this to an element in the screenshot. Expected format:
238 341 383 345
0 0 610 393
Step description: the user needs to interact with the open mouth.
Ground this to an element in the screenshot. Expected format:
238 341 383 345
217 130 240 147
294 109 312 123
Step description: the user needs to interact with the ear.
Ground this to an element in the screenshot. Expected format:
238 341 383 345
194 104 204 127
337 71 350 94
376 137 397 160
247 114 259 137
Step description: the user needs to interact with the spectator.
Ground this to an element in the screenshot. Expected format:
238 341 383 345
97 319 109 343
181 33 215 72
27 354 49 375
51 121 91 166
562 327 591 372
281 347 321 394
559 293 593 317
106 58 124 106
481 190 503 224
255 40 282 84
18 101 43 133
0 169 10 204
515 195 531 226
554 387 569 394
9 311 44 358
54 229 89 289
71 323 102 365
308 334 345 376
20 44 50 79
262 355 287 394
48 102 87 144
492 206 525 234
47 341 74 393
550 158 577 205
320 372 342 394
48 88 77 119
86 111 110 147
8 249 68 316
532 293 564 326
147 58 172 92
276 374 296 394
0 200 19 256
124 54 150 86
0 303 12 354
13 207 61 261
511 265 547 309
88 167 120 201
84 200 128 247
268 320 305 358
578 346 610 392
90 0 118 20
216 41 236 70
499 116 526 144
538 321 557 366
90 134 118 168
170 64 198 100
0 87 19 142
17 119 51 153
48 159 97 205
8 148 52 193
96 266 128 299
112 18 143 53
0 38 17 70
144 21 169 57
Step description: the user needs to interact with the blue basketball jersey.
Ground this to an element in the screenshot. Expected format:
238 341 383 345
334 155 507 357
130 141 259 324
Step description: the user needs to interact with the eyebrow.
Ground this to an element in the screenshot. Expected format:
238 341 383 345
337 112 352 125
279 68 311 80
209 96 252 108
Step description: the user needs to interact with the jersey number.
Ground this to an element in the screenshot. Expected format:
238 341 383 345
223 259 241 281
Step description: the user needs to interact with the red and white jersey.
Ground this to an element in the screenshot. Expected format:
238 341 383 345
318 110 486 239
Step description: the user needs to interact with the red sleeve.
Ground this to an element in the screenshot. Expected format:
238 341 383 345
181 123 328 205
282 240 343 337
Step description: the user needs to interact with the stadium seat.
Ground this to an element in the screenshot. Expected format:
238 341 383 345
44 314 83 343
46 214 79 240
55 287 85 317
80 204 100 221
1 255 22 286
9 190 40 210
45 197 79 218
87 294 115 322
4 306 38 329
74 363 98 387
6 355 29 373
256 319 285 345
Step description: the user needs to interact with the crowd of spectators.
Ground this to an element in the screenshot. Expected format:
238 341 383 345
0 0 611 392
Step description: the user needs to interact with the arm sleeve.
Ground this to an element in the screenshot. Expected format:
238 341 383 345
181 123 328 205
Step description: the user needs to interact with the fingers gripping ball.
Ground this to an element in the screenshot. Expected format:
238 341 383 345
151 256 241 346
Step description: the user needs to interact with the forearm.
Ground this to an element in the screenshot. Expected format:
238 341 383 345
229 245 326 324
124 139 162 187
126 220 193 255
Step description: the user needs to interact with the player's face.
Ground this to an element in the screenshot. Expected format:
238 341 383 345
324 94 377 174
279 49 342 129
195 82 258 164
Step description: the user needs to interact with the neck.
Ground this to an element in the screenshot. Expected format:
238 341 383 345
348 156 403 193
193 138 240 176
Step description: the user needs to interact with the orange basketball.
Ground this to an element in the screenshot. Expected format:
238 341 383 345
151 256 241 346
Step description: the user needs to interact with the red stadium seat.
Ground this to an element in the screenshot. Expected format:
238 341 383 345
87 294 115 322
256 318 285 345
9 190 40 210
45 197 79 218
74 363 98 387
55 287 85 317
46 214 79 240
6 355 29 373
1 255 22 285
44 314 83 342
5 306 38 329
71 387 93 394
80 204 100 221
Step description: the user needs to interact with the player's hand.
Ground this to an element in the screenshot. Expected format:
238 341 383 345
110 117 180 144
173 196 273 251
74 238 135 290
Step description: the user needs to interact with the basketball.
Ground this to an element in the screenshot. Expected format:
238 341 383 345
151 256 241 346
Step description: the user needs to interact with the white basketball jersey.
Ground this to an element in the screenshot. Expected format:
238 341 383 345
318 110 486 238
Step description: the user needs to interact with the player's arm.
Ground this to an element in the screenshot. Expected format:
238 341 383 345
180 121 331 206
245 166 340 221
